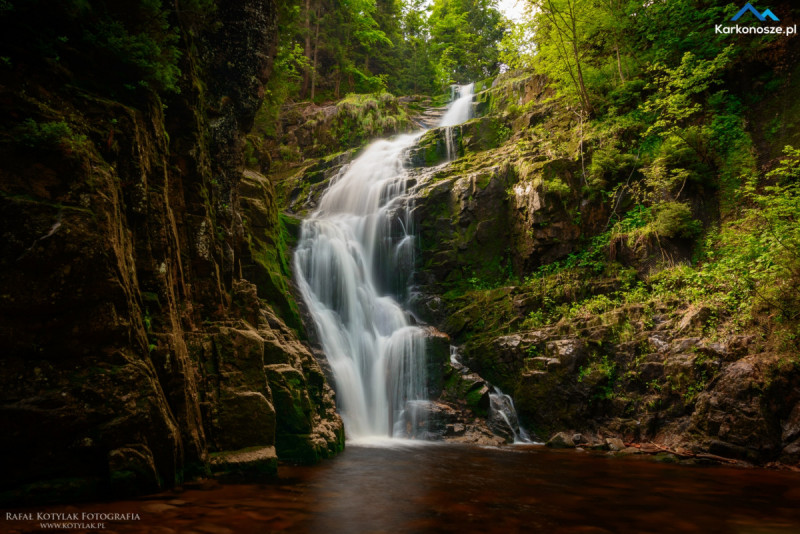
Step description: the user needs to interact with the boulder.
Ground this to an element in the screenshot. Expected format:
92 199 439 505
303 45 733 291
216 391 276 451
209 446 278 479
605 437 626 452
546 432 576 449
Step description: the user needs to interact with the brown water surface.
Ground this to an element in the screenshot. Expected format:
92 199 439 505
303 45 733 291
3 442 800 533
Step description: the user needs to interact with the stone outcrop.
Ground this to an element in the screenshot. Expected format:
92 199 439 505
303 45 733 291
402 71 800 466
0 0 342 504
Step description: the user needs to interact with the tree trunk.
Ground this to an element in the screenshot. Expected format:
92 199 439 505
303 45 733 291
566 0 593 115
310 19 320 101
302 0 312 98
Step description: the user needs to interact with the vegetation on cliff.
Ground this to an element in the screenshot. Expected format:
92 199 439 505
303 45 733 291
264 0 800 464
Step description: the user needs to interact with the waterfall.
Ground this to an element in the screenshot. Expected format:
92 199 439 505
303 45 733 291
439 83 475 161
294 134 424 439
294 84 473 438
439 83 475 127
295 86 476 440
489 387 533 444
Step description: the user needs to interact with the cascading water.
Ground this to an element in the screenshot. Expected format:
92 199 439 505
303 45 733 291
489 387 533 444
450 345 534 444
295 85 477 440
439 83 475 160
294 133 426 440
439 83 475 127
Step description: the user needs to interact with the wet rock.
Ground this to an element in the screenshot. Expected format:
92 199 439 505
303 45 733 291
689 355 783 462
638 362 665 383
528 357 561 372
399 401 459 439
605 438 626 452
216 391 276 451
780 439 800 464
671 337 702 354
209 446 278 479
445 423 467 436
782 403 800 444
727 335 755 358
108 446 161 496
441 364 491 417
546 432 576 449
545 339 587 372
424 328 451 397
648 335 669 353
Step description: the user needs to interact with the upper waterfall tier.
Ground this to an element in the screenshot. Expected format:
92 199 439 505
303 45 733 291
438 83 475 127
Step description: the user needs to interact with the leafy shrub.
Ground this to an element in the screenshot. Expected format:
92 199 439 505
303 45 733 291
588 143 637 190
620 201 700 248
647 201 701 240
84 1 181 94
15 119 88 152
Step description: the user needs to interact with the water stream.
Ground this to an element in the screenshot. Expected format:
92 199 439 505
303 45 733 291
23 445 800 533
295 83 477 440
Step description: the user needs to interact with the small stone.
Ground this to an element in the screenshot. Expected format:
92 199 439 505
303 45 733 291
605 437 626 452
677 306 712 333
546 432 575 449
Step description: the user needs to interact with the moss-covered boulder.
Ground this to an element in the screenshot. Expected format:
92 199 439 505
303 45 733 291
265 363 344 464
209 446 278 479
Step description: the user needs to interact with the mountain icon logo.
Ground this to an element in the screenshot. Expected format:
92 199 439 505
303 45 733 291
731 3 780 22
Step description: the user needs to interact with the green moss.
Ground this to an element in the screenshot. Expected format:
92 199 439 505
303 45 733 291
246 211 304 333
465 386 488 417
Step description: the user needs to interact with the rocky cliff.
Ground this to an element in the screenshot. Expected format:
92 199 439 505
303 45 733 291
0 0 342 504
404 70 800 465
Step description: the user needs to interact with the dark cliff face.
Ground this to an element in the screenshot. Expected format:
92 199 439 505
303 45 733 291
0 0 343 504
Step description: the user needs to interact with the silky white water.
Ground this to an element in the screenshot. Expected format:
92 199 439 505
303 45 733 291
439 83 475 127
295 86 474 440
440 83 475 161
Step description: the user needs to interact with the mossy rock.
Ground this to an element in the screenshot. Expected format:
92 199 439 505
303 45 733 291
265 364 314 435
107 446 162 497
216 390 276 451
209 446 278 479
274 433 324 465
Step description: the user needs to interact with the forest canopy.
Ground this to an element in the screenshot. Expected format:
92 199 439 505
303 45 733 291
273 0 508 102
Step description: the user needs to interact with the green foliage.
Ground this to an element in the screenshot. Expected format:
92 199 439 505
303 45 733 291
578 354 617 400
643 47 733 139
588 143 637 190
86 13 181 94
2 0 184 95
428 0 506 88
619 201 701 248
14 119 88 152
